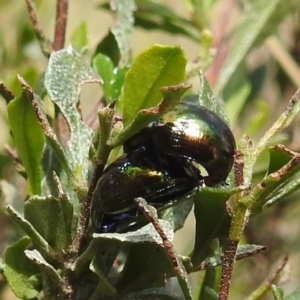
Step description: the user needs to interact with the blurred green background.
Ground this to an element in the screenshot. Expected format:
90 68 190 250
1 1 300 299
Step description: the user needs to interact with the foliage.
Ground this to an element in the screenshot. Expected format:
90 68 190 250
0 0 300 300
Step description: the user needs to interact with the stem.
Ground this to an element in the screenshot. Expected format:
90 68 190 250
72 161 104 254
245 256 288 300
218 150 248 300
218 239 239 300
52 0 69 50
0 82 14 103
134 198 193 300
24 0 52 56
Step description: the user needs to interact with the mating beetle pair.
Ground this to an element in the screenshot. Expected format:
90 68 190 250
91 102 236 233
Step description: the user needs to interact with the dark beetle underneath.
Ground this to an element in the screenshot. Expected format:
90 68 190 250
91 155 202 232
91 102 236 233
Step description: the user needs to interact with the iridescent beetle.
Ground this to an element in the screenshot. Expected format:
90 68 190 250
91 102 236 232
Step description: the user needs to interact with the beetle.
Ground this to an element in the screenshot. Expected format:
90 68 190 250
124 102 236 186
91 155 203 233
92 102 236 232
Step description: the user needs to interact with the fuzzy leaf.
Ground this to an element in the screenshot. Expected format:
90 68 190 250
134 0 198 41
6 205 53 255
198 71 229 124
25 249 63 289
44 46 102 191
117 44 187 127
159 198 193 231
89 256 118 300
76 221 175 293
3 236 40 299
24 195 73 249
75 220 174 277
7 94 45 195
110 0 136 63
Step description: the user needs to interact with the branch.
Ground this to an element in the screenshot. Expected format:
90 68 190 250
24 0 52 56
72 160 104 254
52 0 69 50
0 82 14 103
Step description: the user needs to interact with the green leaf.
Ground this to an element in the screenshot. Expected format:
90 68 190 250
92 54 114 103
7 94 45 195
44 46 102 193
271 284 284 300
110 0 136 63
253 88 300 157
17 75 72 182
244 100 269 136
249 146 300 214
71 21 89 51
92 54 129 104
24 195 73 249
198 71 229 124
286 286 300 300
89 255 118 300
119 244 172 292
121 288 184 300
224 82 251 127
117 44 187 126
111 65 129 101
267 146 294 175
6 205 53 256
3 236 40 299
215 0 299 94
159 198 193 232
134 0 198 41
75 220 175 289
191 188 231 266
109 83 191 147
25 249 63 292
198 267 217 300
93 30 120 66
186 244 267 273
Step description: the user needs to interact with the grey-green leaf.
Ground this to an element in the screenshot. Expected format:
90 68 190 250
24 195 74 249
25 249 63 290
3 236 40 299
6 205 53 256
44 46 102 191
110 0 136 63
